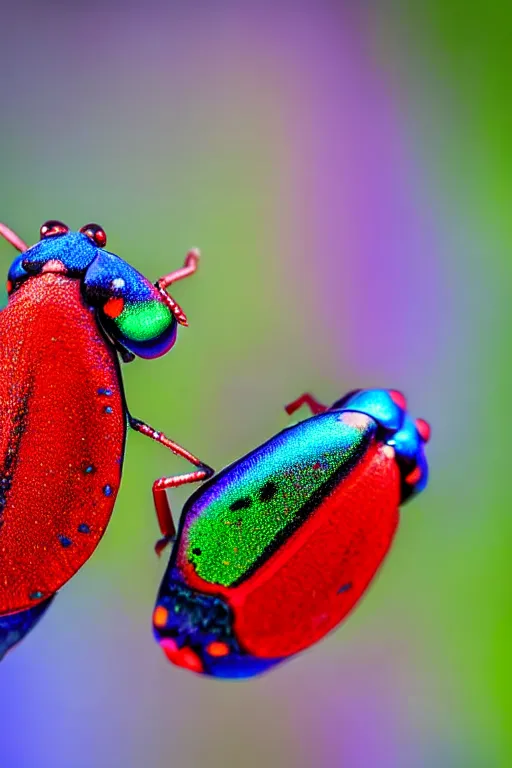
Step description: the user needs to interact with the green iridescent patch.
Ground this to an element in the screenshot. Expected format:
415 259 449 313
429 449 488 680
114 300 172 342
184 414 375 587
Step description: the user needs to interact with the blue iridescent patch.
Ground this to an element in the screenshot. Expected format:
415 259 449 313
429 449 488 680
0 595 55 661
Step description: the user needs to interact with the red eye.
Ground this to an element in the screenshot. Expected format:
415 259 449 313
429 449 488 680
80 223 107 248
103 297 124 318
40 220 69 239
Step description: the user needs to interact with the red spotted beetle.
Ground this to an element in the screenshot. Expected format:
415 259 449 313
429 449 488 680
152 388 430 678
0 220 213 659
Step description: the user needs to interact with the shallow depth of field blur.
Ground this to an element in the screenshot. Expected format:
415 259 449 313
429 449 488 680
1 2 510 766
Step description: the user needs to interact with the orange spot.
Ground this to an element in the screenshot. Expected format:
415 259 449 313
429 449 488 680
6 280 12 294
206 641 230 657
104 297 125 318
415 418 431 443
406 465 422 485
153 605 168 628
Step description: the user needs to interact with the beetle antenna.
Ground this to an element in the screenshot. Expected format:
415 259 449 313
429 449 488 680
0 223 28 253
158 248 200 290
156 287 189 326
155 248 201 327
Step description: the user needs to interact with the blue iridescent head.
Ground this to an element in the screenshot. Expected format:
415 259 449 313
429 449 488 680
331 388 430 502
6 220 186 360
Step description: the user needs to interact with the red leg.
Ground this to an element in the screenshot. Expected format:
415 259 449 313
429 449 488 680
129 416 214 555
0 223 28 253
284 393 327 416
156 286 189 328
152 470 211 555
157 248 200 290
155 249 201 328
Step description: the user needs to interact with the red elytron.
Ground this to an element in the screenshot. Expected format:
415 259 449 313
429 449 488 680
0 220 213 655
185 432 400 660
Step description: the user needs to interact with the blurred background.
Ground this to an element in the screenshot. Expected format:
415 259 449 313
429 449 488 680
0 1 509 766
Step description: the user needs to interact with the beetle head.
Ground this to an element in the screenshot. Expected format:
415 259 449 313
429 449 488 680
6 220 100 293
331 388 430 503
4 220 188 360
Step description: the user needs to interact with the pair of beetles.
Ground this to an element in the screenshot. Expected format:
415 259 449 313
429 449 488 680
0 219 430 679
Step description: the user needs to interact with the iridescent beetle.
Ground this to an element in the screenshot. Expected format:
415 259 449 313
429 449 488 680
0 220 213 659
153 388 430 678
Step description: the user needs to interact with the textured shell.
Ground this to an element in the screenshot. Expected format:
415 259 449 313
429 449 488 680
230 441 399 657
171 411 400 658
0 274 125 614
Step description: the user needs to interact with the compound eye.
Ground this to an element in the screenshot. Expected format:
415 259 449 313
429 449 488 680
80 223 107 248
40 220 69 239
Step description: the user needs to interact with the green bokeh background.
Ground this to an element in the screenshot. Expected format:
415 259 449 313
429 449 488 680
1 2 511 766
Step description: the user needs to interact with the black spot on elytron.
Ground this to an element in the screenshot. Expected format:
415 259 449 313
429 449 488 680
0 394 29 522
84 464 96 475
30 591 43 601
0 478 9 515
337 582 353 594
58 535 72 548
229 497 252 511
229 425 374 590
192 547 202 556
97 388 113 396
259 481 277 502
103 485 113 497
78 523 90 534
104 406 113 414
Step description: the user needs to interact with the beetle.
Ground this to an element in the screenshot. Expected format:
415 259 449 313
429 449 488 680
152 388 430 678
0 220 213 656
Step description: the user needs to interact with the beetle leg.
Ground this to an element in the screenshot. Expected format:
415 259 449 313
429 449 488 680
0 223 28 253
284 393 327 416
154 249 200 328
156 248 200 290
152 470 213 555
128 416 214 555
155 287 189 327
